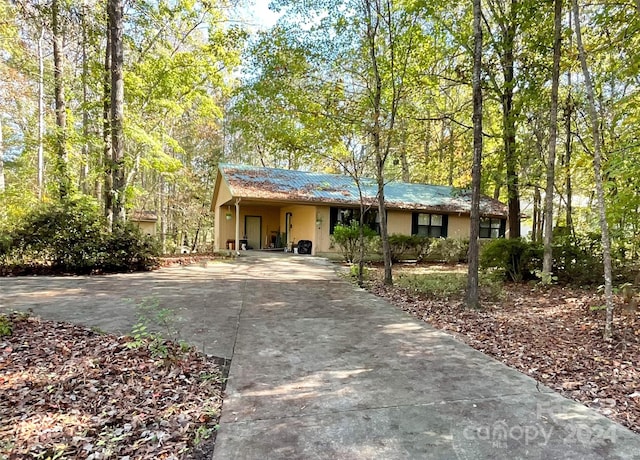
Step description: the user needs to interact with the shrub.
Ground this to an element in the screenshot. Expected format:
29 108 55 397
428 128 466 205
331 221 378 263
100 224 160 272
480 238 542 282
1 197 159 275
428 238 470 264
387 234 433 262
8 197 104 274
552 233 603 285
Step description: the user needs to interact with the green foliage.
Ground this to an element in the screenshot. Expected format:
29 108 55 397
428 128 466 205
552 233 604 285
6 196 104 273
396 272 467 297
0 314 12 337
480 238 542 282
428 238 470 264
348 264 374 280
127 297 184 361
395 271 503 301
331 221 378 263
0 197 159 275
100 224 160 273
387 234 433 262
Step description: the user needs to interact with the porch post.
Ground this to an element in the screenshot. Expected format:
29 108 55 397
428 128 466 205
235 198 241 253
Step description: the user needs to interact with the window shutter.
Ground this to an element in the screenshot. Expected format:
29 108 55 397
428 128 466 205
329 207 338 234
499 218 507 238
411 213 418 235
442 214 449 238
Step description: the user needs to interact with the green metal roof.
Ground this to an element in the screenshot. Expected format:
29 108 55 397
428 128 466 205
217 163 508 217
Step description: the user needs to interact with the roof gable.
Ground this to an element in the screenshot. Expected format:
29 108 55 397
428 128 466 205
215 163 508 217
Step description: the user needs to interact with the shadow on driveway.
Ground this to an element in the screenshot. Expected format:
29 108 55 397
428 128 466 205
2 252 640 459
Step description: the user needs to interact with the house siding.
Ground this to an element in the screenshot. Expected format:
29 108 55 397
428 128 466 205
447 215 469 239
212 166 508 253
281 205 318 253
387 210 411 235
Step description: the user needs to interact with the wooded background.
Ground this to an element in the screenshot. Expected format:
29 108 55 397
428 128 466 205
1 0 639 257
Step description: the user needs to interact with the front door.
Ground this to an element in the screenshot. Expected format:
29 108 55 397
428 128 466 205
245 216 261 250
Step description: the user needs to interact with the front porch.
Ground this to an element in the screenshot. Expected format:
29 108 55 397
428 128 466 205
214 200 328 255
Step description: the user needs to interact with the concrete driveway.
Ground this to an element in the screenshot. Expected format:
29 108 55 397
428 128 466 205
1 253 639 459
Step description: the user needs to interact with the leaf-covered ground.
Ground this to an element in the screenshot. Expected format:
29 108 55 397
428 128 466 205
371 278 640 434
0 314 224 459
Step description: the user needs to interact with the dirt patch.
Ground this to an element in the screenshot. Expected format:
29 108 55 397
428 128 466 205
370 281 640 434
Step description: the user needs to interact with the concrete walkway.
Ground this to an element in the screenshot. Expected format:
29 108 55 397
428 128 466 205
1 253 640 459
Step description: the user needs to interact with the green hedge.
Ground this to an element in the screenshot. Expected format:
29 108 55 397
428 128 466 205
0 197 159 275
331 221 378 263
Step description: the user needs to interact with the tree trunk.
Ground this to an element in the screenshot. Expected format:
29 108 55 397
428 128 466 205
52 0 69 198
358 197 366 287
0 116 4 193
466 0 483 309
399 128 410 182
103 16 113 227
542 0 563 282
80 1 89 195
532 187 541 243
109 0 126 225
365 0 392 285
564 95 573 235
37 27 45 201
572 0 614 339
503 1 520 238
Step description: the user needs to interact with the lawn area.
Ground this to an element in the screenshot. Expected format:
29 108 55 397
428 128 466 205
368 263 640 434
0 313 224 459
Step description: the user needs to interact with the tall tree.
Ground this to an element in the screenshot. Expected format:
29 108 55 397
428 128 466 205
0 116 4 193
103 12 113 226
365 0 393 285
485 0 521 238
80 0 89 194
37 25 45 200
109 0 125 226
52 0 69 197
542 0 563 282
572 0 614 338
466 0 483 309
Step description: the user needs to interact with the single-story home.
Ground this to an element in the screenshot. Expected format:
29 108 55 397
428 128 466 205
211 164 509 255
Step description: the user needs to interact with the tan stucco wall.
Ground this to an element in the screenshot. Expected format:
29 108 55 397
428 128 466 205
281 205 318 254
133 221 156 237
387 211 412 235
213 178 235 250
384 211 470 239
448 215 470 239
217 207 237 250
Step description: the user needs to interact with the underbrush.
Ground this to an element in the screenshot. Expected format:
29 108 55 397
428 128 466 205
394 269 504 301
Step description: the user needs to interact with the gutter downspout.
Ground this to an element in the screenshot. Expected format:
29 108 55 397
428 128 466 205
235 198 241 254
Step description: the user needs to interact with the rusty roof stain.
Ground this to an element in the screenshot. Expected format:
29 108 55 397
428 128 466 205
217 164 508 217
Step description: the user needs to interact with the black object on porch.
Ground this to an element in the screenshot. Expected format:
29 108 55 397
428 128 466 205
297 240 312 255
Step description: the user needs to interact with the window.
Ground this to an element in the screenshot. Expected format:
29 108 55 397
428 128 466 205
329 207 380 234
480 218 506 238
412 213 448 238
